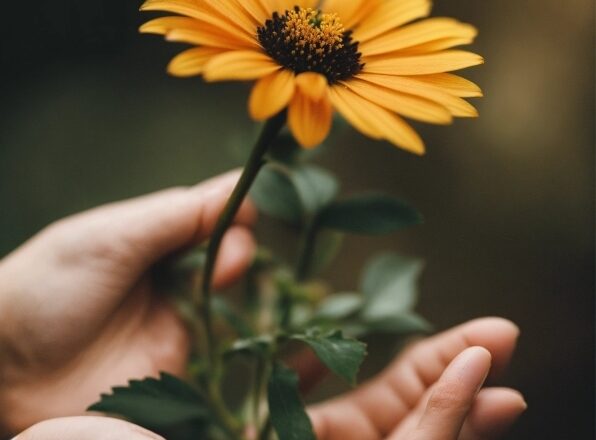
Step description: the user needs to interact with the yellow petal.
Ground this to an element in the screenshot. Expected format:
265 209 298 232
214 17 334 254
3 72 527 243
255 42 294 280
288 93 333 149
411 73 483 97
203 51 281 81
356 73 479 117
353 0 432 43
360 18 477 56
364 50 484 75
322 0 376 28
235 0 270 24
398 37 477 55
141 17 255 49
329 86 425 155
249 70 296 120
167 47 226 77
343 78 452 124
295 72 329 101
140 0 255 46
213 0 261 34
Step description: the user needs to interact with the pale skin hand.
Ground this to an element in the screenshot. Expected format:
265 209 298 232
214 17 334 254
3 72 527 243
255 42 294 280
0 172 526 439
0 171 258 435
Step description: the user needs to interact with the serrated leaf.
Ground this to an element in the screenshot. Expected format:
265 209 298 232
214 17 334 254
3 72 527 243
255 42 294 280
268 363 317 440
290 165 339 214
318 194 423 235
293 330 367 385
360 254 424 321
315 293 364 320
88 373 209 435
250 164 303 223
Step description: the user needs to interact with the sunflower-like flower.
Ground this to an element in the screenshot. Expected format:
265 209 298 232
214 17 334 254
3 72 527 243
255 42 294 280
140 0 483 154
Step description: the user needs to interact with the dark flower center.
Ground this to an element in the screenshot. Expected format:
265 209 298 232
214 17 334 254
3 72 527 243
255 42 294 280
257 6 364 84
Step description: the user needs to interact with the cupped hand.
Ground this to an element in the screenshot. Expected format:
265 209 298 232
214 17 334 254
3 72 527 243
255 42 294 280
308 318 526 440
14 416 165 440
0 171 256 434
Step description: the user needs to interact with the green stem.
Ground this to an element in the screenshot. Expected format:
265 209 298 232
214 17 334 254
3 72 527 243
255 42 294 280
195 111 286 439
294 217 319 282
200 111 286 368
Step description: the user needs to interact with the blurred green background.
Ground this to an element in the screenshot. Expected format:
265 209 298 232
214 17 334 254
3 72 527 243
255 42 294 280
0 0 593 438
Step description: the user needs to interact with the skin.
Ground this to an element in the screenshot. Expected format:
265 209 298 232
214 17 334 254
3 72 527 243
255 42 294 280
0 171 526 440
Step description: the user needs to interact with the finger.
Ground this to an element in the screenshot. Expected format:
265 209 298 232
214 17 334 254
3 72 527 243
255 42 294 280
310 318 519 438
212 226 256 289
17 416 164 440
459 388 527 440
44 170 257 276
409 347 492 440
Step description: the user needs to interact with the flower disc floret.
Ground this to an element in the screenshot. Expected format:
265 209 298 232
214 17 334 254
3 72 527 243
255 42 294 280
257 6 364 84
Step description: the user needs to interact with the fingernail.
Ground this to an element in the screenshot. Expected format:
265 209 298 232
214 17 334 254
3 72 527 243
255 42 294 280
449 346 492 392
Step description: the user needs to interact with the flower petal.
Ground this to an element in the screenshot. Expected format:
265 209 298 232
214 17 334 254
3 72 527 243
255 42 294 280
353 0 432 43
411 73 483 97
360 18 477 56
364 50 484 75
203 51 281 81
295 72 328 101
322 0 377 29
356 73 479 117
329 86 425 154
140 0 255 45
343 78 453 124
288 92 333 149
249 70 296 120
167 47 227 77
141 17 255 49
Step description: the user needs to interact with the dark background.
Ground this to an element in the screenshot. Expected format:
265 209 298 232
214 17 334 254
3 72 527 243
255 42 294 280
0 1 594 438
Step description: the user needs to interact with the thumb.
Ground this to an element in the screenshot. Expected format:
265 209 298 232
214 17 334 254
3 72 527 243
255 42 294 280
409 347 492 440
15 417 163 440
44 170 257 278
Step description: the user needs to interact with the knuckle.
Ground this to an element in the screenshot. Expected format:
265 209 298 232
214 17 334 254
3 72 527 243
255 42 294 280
427 382 466 412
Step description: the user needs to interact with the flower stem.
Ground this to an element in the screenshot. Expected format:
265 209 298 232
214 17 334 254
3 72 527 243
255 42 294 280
195 112 285 439
294 217 319 282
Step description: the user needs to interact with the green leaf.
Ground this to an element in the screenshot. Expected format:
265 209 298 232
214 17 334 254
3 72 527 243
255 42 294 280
293 329 367 385
88 373 209 437
250 164 303 223
360 254 424 321
309 230 344 276
226 335 274 357
268 363 317 440
317 194 423 235
268 133 320 165
358 313 433 336
315 293 364 320
212 296 254 338
290 165 339 214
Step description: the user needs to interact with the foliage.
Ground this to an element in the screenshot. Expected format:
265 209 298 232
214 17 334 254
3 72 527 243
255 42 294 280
90 129 430 440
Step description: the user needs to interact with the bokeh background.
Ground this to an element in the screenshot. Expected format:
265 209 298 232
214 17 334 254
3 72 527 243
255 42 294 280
0 0 593 438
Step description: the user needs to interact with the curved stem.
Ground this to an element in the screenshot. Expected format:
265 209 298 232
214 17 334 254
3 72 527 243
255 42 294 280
294 217 319 282
200 111 286 369
194 112 285 439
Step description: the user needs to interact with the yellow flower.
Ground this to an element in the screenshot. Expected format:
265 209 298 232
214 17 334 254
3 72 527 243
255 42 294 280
140 0 483 154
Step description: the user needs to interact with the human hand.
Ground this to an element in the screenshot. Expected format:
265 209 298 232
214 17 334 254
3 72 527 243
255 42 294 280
0 171 256 435
308 318 526 440
13 416 165 440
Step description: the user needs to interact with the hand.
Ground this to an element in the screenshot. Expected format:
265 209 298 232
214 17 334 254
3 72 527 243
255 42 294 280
308 318 526 440
14 416 165 440
0 171 257 435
